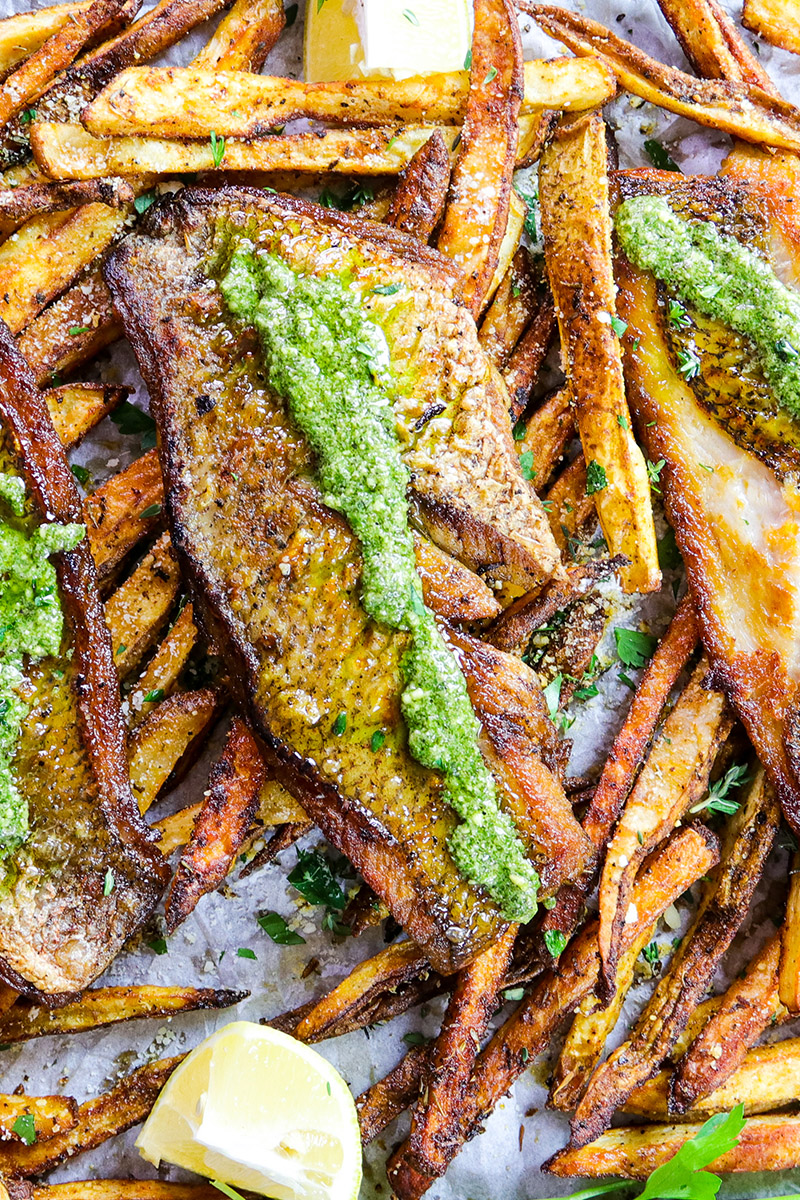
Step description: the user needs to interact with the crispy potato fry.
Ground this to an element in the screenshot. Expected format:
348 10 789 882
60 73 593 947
513 387 574 489
656 0 779 92
240 819 314 878
388 928 517 1199
437 0 522 315
385 129 451 242
32 120 462 180
0 0 128 129
0 203 126 335
743 0 800 56
0 986 245 1044
84 449 164 580
357 1044 428 1145
530 4 800 152
0 2 95 79
129 688 220 815
152 803 200 855
540 111 659 592
342 884 389 937
516 108 558 166
23 1184 221 1199
127 601 198 724
479 248 539 370
17 260 121 387
166 717 267 931
544 454 595 550
104 533 179 674
415 535 501 621
598 657 731 985
487 556 618 654
503 291 556 420
0 1096 77 1142
156 774 307 858
0 1057 184 1179
781 850 800 1012
672 932 785 1112
573 770 779 1147
484 190 526 310
192 0 285 71
447 826 720 1167
83 57 616 138
47 382 128 450
0 179 133 222
547 1113 800 1178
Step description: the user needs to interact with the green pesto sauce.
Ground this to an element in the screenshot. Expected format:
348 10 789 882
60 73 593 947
615 196 800 419
219 245 539 923
0 472 83 854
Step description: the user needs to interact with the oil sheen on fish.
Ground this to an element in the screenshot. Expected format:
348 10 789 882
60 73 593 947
614 170 800 835
105 187 580 974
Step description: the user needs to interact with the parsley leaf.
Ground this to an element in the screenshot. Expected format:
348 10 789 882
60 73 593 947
519 449 536 481
147 936 168 955
544 929 567 958
639 1105 745 1199
503 987 525 1001
332 711 347 736
484 66 498 84
257 911 305 945
142 688 165 703
586 459 608 495
111 400 157 450
615 627 658 669
70 464 90 486
134 190 157 215
68 325 90 336
690 762 751 817
403 1031 429 1046
542 673 563 720
288 848 347 910
610 314 628 337
642 941 660 965
103 868 115 896
514 181 539 242
370 730 385 752
210 130 225 168
19 108 37 125
677 347 701 380
236 947 257 959
657 526 682 571
668 300 692 328
646 458 665 493
464 48 472 70
12 1115 36 1145
140 502 162 520
372 283 402 296
643 138 680 172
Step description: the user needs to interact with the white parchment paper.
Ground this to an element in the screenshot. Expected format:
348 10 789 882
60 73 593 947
2 2 800 1196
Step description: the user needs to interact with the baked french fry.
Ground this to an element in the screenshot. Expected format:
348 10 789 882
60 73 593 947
415 535 501 621
0 1095 77 1142
17 260 121 387
479 248 539 370
152 802 200 855
342 884 389 937
165 717 267 931
487 556 615 653
517 108 558 167
437 0 522 315
0 203 126 334
484 190 526 310
385 129 451 242
24 1184 221 1199
32 120 461 180
530 4 800 152
0 178 134 222
129 687 220 815
656 0 780 92
540 111 659 592
192 0 285 72
743 0 800 56
0 986 246 1044
357 1045 428 1145
104 532 180 674
0 0 128 129
388 928 517 1199
597 657 731 985
127 601 198 724
503 294 557 420
781 850 800 1013
0 2 95 79
83 57 616 138
47 382 128 450
544 454 595 550
0 1057 184 1179
84 449 164 579
547 1114 800 1179
239 819 312 877
514 386 574 488
672 933 786 1112
573 770 779 1147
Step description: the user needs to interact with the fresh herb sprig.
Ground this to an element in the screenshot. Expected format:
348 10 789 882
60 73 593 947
690 762 751 816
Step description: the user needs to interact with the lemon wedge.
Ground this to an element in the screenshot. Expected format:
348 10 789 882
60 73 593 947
136 1021 362 1200
305 0 472 82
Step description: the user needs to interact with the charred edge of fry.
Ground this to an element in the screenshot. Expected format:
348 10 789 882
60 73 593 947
357 1044 429 1144
487 556 623 652
504 295 557 421
385 129 452 243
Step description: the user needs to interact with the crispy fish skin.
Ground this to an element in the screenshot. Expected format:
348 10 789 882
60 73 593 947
106 187 563 974
614 169 800 837
0 325 167 997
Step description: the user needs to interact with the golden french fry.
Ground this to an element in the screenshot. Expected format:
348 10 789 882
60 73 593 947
415 535 501 621
84 449 164 579
129 688 220 814
0 178 134 222
385 128 451 242
127 601 198 724
192 0 285 71
780 850 800 1011
357 1045 429 1145
655 0 780 91
743 0 800 55
0 1094 77 1142
46 382 128 450
483 190 526 311
32 120 461 180
540 111 659 592
479 248 540 370
514 387 574 490
104 533 180 675
25 1184 221 1199
544 454 595 549
0 1057 184 1179
503 294 557 421
0 2 95 79
0 986 245 1044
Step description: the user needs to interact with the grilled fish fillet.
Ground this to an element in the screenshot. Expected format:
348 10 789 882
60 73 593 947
0 328 168 996
615 170 800 834
106 187 579 974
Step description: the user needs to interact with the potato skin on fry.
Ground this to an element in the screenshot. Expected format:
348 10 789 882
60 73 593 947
386 130 452 244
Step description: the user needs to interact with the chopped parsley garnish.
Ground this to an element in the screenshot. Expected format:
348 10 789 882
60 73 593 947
140 503 162 520
642 941 660 965
403 7 419 23
332 711 347 736
147 936 168 955
372 283 402 296
668 300 692 328
657 525 682 570
402 1031 429 1046
615 627 658 669
544 929 567 958
542 673 563 721
638 1106 745 1200
514 181 539 242
503 987 525 1002
19 108 36 125
484 66 498 84
690 762 751 817
236 947 257 960
513 420 526 441
464 48 472 70
519 449 536 481
12 1115 35 1145
573 681 600 701
643 138 680 172
288 848 347 910
111 400 157 450
676 347 701 380
318 189 338 208
617 413 628 430
370 730 385 752
70 464 90 486
134 190 157 215
317 0 327 10
103 868 115 896
210 130 225 168
610 314 628 337
116 644 127 656
142 688 165 703
646 457 665 492
257 911 305 945
68 326 90 337
585 460 608 495
619 670 637 690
